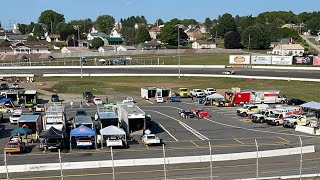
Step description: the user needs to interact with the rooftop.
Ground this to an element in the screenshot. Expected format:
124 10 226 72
74 116 93 125
118 102 145 115
18 115 39 123
273 44 304 50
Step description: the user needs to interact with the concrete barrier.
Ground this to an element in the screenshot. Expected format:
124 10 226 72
295 125 316 135
0 145 314 174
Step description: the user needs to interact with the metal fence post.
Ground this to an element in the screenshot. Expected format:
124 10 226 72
4 151 9 180
111 146 115 180
58 149 64 180
208 141 213 180
299 136 302 180
255 139 259 180
163 144 167 180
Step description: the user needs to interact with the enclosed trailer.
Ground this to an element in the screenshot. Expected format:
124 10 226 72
156 87 172 98
43 104 66 131
141 87 157 100
73 116 93 129
18 115 42 141
117 102 146 136
22 90 38 108
96 104 120 129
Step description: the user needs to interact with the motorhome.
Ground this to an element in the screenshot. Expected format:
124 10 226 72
96 104 120 129
117 102 146 136
43 104 66 131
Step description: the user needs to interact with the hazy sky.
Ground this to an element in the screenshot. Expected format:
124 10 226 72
1 0 320 28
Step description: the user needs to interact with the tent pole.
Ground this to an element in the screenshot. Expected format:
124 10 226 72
101 136 103 149
95 135 97 150
69 136 72 151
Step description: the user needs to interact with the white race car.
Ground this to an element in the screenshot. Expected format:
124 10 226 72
222 70 235 75
93 98 103 105
141 134 161 145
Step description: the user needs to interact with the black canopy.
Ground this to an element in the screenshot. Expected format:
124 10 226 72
39 127 65 139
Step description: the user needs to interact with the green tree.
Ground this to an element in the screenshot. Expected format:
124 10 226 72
216 13 237 37
0 40 11 47
306 16 320 35
95 15 115 34
27 22 35 34
235 15 255 33
17 23 28 34
181 19 198 27
70 18 93 33
242 25 270 50
135 26 151 44
204 18 212 32
224 31 242 49
56 22 77 41
155 19 164 26
92 38 104 49
27 35 38 41
33 23 45 38
38 10 65 34
158 22 188 46
67 35 78 46
121 26 136 45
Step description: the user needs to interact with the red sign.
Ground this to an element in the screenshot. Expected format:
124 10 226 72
314 56 320 66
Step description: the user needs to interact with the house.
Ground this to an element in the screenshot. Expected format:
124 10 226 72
46 34 61 42
61 47 92 53
281 23 304 30
87 32 108 41
134 23 146 30
198 23 207 33
6 34 28 42
105 37 124 46
12 45 49 54
192 41 216 49
98 46 115 52
23 40 47 47
0 47 13 54
272 44 304 56
90 26 99 33
137 41 162 50
149 26 161 40
79 40 92 48
110 29 122 38
270 38 293 48
186 28 203 42
116 45 136 51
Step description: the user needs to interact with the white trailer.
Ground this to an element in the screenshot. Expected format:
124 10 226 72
141 87 157 100
117 102 146 136
250 90 284 104
43 104 65 131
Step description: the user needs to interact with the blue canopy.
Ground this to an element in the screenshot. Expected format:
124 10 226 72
0 98 12 103
11 127 32 135
70 125 96 137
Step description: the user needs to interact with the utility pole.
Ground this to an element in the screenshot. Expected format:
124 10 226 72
77 25 80 47
51 21 53 34
248 34 251 52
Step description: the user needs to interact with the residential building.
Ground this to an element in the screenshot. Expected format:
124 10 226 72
272 44 304 56
137 41 162 50
98 46 115 52
12 45 49 54
87 32 108 41
61 47 92 53
198 23 207 33
0 47 13 54
116 45 136 51
46 34 61 42
270 37 293 48
149 26 161 40
110 29 122 38
79 40 92 48
6 34 28 42
186 28 203 42
105 37 124 46
192 41 216 49
90 26 99 33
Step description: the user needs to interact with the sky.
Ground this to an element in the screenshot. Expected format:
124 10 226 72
1 0 320 28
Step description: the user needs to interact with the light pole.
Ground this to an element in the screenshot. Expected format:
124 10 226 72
177 24 181 78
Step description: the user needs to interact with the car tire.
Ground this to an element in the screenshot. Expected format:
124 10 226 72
275 122 279 126
259 119 264 123
292 103 295 106
242 112 247 117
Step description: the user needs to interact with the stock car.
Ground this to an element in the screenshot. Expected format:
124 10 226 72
222 70 235 75
179 110 195 119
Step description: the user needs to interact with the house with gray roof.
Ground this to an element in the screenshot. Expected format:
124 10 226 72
137 40 162 50
6 35 28 42
87 32 108 41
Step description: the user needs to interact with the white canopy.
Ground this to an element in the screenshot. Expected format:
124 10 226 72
99 59 106 62
206 93 225 100
100 125 126 136
300 101 320 110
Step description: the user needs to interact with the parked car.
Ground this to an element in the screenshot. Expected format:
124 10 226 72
222 70 235 75
34 104 45 112
9 110 22 124
169 96 181 102
287 98 306 106
76 109 87 116
190 89 205 98
12 83 19 89
123 97 134 103
4 138 26 153
141 133 161 146
191 109 211 119
204 88 216 95
51 94 60 102
175 88 190 98
156 96 164 103
93 98 103 105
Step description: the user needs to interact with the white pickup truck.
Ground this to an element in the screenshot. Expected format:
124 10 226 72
204 88 216 95
190 89 205 98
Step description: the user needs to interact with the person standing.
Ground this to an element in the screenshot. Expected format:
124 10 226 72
80 101 83 109
70 100 74 109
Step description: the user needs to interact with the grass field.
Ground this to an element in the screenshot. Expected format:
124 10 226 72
37 76 320 101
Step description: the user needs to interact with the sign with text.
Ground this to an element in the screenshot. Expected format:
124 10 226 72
271 56 293 65
313 56 320 66
229 55 250 64
251 55 272 64
292 56 313 65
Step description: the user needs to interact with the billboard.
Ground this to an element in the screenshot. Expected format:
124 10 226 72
313 56 320 66
229 55 250 64
271 56 293 65
292 56 313 65
251 55 272 64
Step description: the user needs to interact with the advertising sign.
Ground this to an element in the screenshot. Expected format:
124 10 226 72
313 56 320 66
292 56 313 65
229 55 250 64
271 56 293 65
251 55 272 64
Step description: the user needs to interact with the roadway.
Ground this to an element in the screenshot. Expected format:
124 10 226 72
1 67 320 79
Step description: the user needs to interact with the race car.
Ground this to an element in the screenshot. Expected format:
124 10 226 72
222 70 235 75
179 110 195 119
191 109 211 119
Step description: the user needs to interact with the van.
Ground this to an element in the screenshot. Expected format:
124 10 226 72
237 104 269 117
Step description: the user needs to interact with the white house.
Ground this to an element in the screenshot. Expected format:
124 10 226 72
116 45 136 51
87 32 108 41
98 46 115 52
13 46 50 54
272 44 304 56
110 29 122 38
90 26 99 33
192 41 216 49
148 26 161 40
46 34 61 42
61 47 92 53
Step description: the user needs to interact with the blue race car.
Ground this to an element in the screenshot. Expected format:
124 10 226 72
169 96 181 102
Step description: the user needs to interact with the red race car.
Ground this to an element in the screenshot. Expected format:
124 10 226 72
191 109 211 119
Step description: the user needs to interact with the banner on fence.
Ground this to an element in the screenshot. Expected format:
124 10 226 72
229 55 250 64
251 55 272 64
292 56 313 65
313 56 320 66
271 56 293 65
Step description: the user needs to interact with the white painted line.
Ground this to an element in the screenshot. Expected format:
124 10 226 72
158 123 179 142
145 100 154 104
85 102 90 107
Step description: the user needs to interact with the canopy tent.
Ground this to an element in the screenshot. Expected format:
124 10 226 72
39 126 65 139
100 125 126 136
0 98 12 103
206 93 225 100
11 127 31 135
300 101 320 111
70 125 96 137
99 59 106 62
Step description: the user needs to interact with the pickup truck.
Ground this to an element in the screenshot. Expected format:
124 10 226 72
204 88 216 95
190 89 205 98
265 113 285 126
283 114 309 128
251 110 275 123
175 88 190 98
